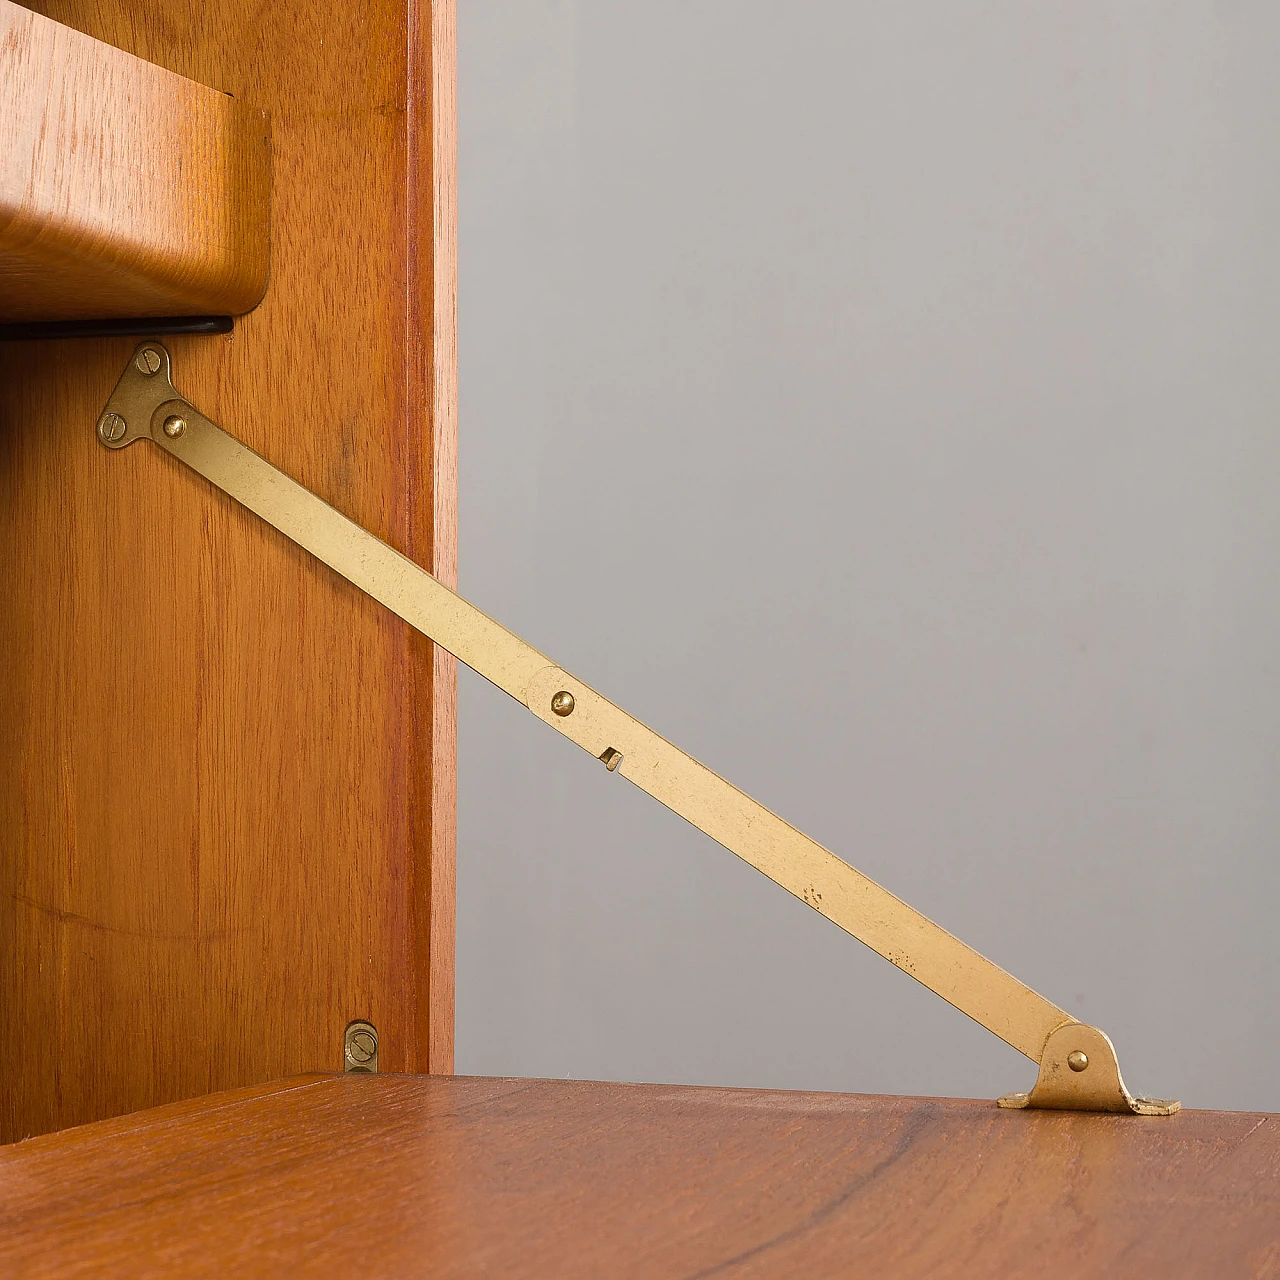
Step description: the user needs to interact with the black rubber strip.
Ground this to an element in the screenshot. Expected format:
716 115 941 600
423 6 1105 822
0 315 234 341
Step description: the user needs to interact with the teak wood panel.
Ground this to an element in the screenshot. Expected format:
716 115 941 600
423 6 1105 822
0 0 457 1141
0 1 270 322
2 1075 1278 1277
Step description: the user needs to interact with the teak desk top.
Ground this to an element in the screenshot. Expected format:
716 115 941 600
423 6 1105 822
2 1074 1277 1278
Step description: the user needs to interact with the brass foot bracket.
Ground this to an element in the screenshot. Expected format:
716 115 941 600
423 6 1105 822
998 1023 1178 1115
97 344 1180 1116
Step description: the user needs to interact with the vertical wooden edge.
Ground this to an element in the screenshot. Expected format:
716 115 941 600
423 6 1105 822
406 0 458 1075
428 0 459 1077
427 647 458 1074
427 0 458 598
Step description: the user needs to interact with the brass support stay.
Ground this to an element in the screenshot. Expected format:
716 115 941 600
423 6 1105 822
97 344 1178 1115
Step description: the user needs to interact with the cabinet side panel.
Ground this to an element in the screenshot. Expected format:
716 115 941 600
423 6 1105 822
0 0 456 1140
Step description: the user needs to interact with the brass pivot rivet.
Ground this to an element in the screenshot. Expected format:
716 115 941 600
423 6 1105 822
1067 1050 1089 1072
551 690 575 717
98 413 126 444
162 415 187 438
136 348 162 375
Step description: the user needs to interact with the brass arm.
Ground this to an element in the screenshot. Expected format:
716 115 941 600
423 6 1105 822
97 343 1177 1115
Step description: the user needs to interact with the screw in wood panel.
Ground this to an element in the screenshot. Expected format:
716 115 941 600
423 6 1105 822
98 413 126 444
343 1020 378 1073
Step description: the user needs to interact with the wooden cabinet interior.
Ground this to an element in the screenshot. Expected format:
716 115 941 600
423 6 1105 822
0 0 457 1142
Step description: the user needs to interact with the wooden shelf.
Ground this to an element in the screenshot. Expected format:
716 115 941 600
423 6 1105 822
2 1075 1277 1275
0 0 269 322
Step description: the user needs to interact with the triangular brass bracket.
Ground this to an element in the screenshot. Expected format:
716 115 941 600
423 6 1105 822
94 342 181 448
998 1023 1179 1114
97 343 1182 1115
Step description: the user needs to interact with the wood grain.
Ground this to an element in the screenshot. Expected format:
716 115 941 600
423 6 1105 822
1 1075 1278 1278
420 0 458 1079
0 1 269 321
0 0 457 1141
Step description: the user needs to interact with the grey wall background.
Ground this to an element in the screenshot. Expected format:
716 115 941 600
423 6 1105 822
456 1 1280 1111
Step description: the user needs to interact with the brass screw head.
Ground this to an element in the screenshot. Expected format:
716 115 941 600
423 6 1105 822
1067 1050 1089 1072
343 1020 378 1073
98 413 126 444
551 690 575 717
348 1029 376 1064
162 415 187 438
136 348 162 375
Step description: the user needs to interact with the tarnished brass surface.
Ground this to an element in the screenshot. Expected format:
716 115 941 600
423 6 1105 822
343 1020 379 1073
98 344 1178 1113
998 1024 1179 1115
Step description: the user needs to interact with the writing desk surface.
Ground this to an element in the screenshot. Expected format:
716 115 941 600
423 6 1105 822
1 1074 1276 1278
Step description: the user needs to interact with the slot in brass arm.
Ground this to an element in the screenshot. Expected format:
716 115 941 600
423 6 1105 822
97 343 1178 1115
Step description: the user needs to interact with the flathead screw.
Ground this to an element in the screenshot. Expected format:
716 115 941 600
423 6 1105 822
98 413 126 444
136 348 162 375
343 1020 379 1073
